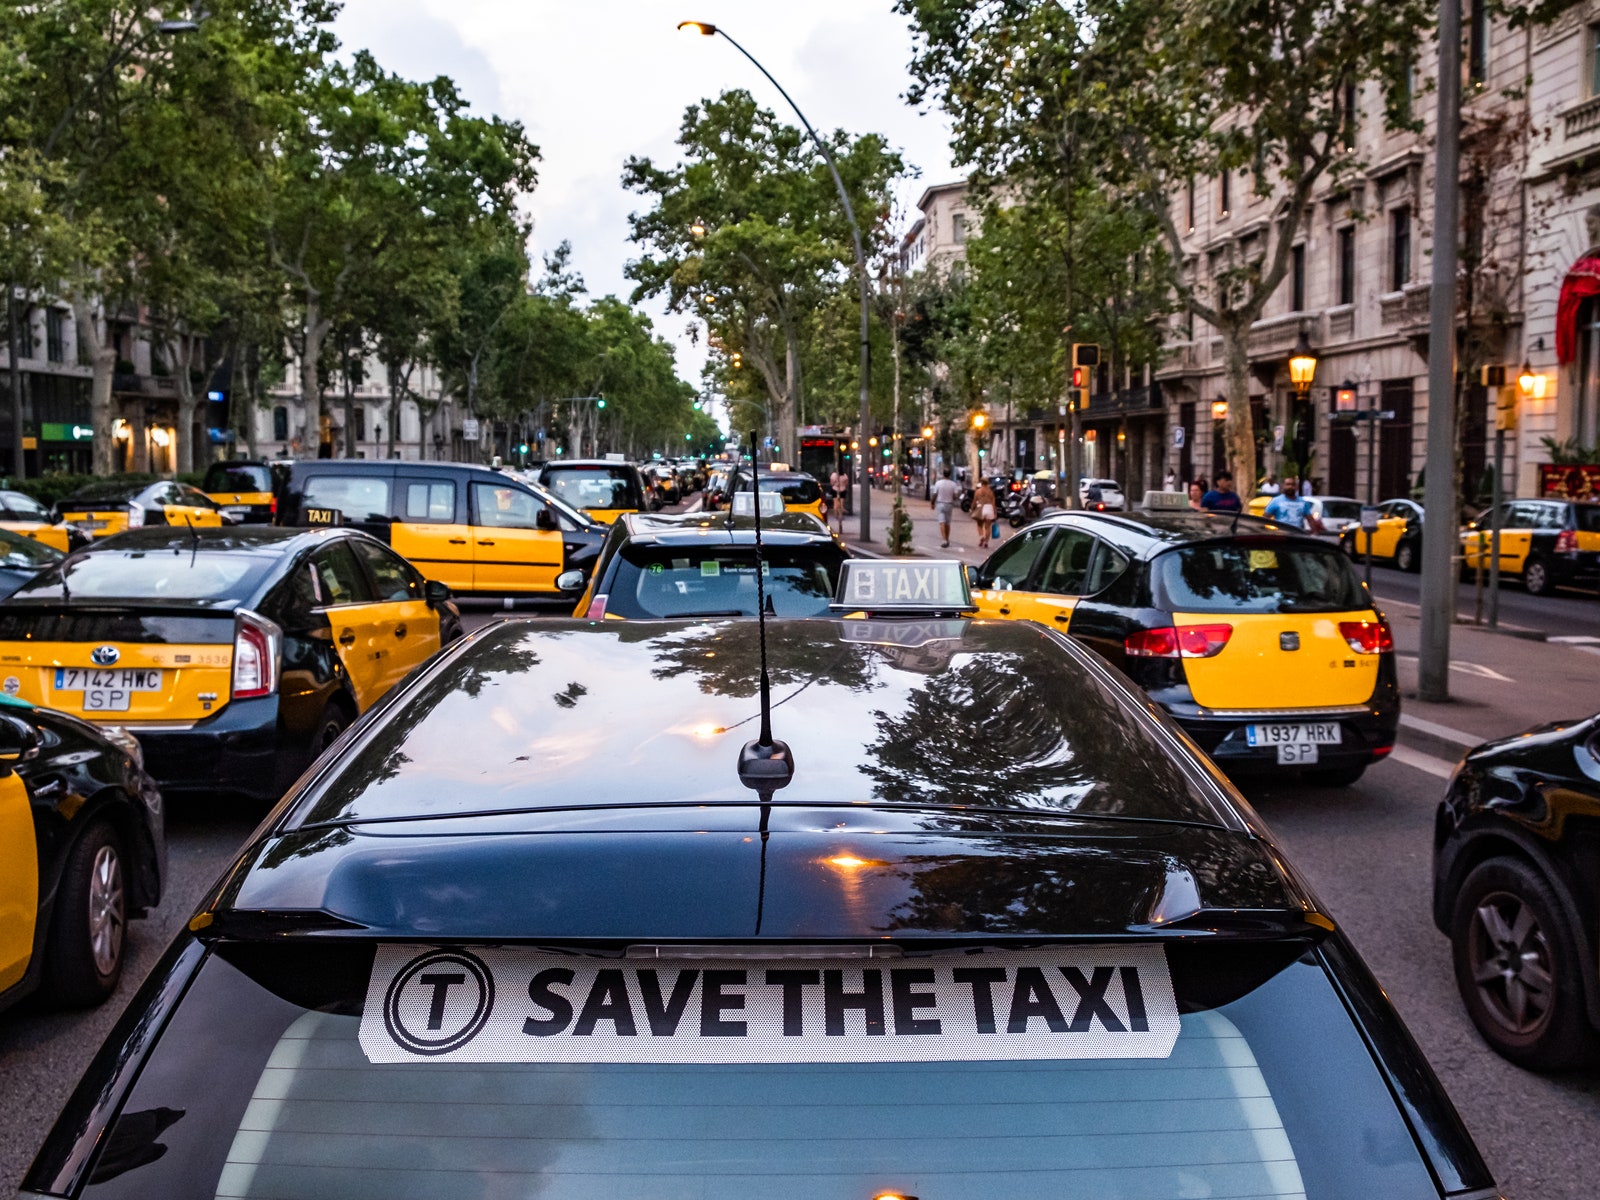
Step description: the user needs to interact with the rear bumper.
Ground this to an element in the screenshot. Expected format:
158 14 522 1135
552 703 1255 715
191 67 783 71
125 696 285 801
1170 701 1399 774
1553 551 1600 588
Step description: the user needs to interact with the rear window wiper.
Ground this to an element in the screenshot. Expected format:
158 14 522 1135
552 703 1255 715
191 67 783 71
659 609 746 618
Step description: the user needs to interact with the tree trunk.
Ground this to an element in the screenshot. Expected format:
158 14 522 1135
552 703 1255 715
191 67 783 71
301 292 331 457
74 302 117 476
7 287 23 479
169 335 199 475
1220 324 1256 488
779 335 800 464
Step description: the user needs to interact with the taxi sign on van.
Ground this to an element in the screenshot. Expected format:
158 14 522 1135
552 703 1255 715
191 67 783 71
831 558 973 615
359 945 1178 1064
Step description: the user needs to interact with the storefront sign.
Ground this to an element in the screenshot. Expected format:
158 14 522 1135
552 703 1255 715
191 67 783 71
1538 463 1600 500
40 423 93 442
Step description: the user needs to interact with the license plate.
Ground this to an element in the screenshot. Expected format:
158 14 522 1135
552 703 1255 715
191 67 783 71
54 667 164 710
1246 721 1341 766
304 506 342 526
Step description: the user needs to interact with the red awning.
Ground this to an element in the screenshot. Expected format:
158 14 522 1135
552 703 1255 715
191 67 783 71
1557 256 1600 364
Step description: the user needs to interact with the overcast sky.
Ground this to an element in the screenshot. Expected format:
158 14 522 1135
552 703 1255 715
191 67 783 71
333 0 957 391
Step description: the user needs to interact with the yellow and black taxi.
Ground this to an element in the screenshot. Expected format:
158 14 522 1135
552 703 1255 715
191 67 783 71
537 457 648 525
722 464 828 521
55 480 225 540
0 693 163 1013
1434 709 1600 1071
1342 498 1424 572
200 459 279 524
277 459 605 599
1460 497 1600 596
0 488 83 552
971 505 1398 785
20 561 1495 1200
0 526 63 600
0 526 462 803
566 502 847 620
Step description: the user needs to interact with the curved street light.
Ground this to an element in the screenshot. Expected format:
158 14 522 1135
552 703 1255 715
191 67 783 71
678 20 874 540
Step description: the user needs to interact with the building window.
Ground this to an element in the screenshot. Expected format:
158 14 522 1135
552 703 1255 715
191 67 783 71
1469 0 1488 84
1186 178 1196 232
1391 206 1411 292
45 309 64 363
273 406 289 442
952 213 968 244
1590 25 1600 94
1219 172 1231 218
354 405 367 442
1337 227 1356 306
1342 78 1358 144
1290 244 1306 311
15 305 35 359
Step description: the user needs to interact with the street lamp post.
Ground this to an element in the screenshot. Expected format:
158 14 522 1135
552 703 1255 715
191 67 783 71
1287 330 1318 490
678 21 873 542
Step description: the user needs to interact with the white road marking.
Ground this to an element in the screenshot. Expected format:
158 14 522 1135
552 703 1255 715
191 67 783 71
1398 713 1480 749
1394 653 1514 682
1386 745 1457 780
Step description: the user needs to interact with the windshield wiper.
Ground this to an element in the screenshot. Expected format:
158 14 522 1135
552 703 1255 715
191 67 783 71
664 609 747 618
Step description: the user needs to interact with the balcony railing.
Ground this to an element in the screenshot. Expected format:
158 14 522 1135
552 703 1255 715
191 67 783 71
1086 382 1164 414
1566 94 1600 140
1379 283 1431 330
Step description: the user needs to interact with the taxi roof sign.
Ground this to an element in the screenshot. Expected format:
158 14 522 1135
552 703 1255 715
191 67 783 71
731 490 785 518
1141 489 1190 512
831 558 974 616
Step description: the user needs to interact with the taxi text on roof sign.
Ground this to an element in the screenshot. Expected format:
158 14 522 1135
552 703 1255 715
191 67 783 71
832 559 972 612
359 946 1178 1064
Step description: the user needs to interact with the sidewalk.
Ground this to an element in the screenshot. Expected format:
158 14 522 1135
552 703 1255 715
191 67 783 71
834 483 1018 567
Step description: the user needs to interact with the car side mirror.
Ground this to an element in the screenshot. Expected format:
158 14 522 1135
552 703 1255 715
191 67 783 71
0 713 41 775
423 579 452 606
536 508 558 532
555 569 585 593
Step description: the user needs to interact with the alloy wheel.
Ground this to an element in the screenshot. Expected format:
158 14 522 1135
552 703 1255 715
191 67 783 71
1524 559 1548 595
88 843 125 978
1467 889 1554 1034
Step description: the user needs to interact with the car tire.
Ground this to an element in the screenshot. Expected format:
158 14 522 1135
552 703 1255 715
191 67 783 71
1394 538 1418 573
1450 857 1597 1071
45 821 127 1007
315 700 353 755
1523 555 1553 597
1305 762 1367 787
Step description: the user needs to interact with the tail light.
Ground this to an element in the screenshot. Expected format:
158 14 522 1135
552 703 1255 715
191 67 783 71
127 502 144 529
586 594 609 620
232 609 282 699
1555 529 1577 554
1125 624 1233 658
269 496 278 517
1339 618 1394 654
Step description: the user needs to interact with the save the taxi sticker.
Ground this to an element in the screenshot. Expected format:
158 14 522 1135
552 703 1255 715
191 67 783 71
359 945 1178 1064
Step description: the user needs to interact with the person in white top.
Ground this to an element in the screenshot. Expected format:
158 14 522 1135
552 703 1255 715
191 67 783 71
828 468 849 534
930 467 961 548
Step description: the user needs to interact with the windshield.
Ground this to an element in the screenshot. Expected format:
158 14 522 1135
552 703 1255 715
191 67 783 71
61 484 140 509
0 529 61 568
750 475 823 504
605 542 845 618
1152 541 1366 614
14 547 276 604
543 467 642 511
1317 500 1362 521
0 491 51 519
204 464 273 493
79 943 1438 1200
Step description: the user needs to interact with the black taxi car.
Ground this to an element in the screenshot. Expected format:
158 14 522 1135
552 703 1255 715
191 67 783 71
201 460 279 525
566 505 847 620
276 459 603 599
56 480 225 540
0 694 163 1012
1434 710 1600 1070
1460 497 1600 596
21 561 1495 1200
0 527 462 803
971 505 1398 785
0 526 63 600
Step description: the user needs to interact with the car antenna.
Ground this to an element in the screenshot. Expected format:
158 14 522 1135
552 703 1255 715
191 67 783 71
736 428 794 798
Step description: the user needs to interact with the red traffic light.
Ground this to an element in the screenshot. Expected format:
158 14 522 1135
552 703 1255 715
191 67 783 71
1072 367 1085 388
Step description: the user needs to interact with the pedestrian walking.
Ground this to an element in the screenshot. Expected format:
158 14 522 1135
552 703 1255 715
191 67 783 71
829 468 850 535
1264 476 1324 533
972 477 998 549
1164 468 1178 492
930 467 961 548
1200 470 1244 513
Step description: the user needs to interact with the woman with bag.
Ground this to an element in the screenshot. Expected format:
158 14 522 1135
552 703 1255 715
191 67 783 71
972 478 998 550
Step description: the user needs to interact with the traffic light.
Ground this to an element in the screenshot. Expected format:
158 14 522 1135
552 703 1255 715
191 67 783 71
1479 364 1507 387
1070 343 1099 410
596 396 607 409
731 351 743 369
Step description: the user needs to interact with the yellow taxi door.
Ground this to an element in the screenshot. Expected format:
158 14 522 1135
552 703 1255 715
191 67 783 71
0 770 36 992
389 477 474 593
1007 527 1099 630
470 481 563 594
308 540 389 713
350 538 442 691
1464 504 1531 574
970 526 1053 619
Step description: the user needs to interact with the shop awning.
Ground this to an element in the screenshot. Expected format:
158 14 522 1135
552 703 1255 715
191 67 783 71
1556 256 1600 364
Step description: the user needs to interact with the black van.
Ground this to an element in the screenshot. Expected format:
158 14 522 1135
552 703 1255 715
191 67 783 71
277 461 605 597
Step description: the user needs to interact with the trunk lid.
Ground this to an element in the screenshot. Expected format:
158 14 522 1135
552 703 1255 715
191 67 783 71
1173 610 1383 710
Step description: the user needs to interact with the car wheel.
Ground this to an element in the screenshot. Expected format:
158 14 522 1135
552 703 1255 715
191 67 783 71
1340 534 1357 559
1305 762 1367 787
46 821 127 1007
315 701 353 754
1450 857 1596 1071
1523 555 1553 597
1394 538 1418 573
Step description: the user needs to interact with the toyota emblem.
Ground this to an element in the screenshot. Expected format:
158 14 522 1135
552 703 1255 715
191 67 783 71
90 645 121 666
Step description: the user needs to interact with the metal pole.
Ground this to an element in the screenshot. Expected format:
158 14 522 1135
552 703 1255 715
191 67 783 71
1488 425 1504 628
1365 415 1375 592
1419 0 1461 703
706 27 872 542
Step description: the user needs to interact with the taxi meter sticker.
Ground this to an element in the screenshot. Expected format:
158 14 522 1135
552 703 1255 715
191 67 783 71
359 946 1178 1064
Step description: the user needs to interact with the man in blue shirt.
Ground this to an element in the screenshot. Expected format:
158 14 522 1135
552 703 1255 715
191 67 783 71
1200 471 1243 512
1264 477 1324 533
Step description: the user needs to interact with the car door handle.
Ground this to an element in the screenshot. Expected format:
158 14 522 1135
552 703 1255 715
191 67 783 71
394 624 407 638
1054 613 1070 623
448 537 467 545
478 539 495 547
338 630 356 647
998 606 1011 615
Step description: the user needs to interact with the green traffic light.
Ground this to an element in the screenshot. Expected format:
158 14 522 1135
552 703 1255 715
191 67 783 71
597 397 606 409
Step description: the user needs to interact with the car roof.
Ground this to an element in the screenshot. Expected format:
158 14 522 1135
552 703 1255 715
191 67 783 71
541 459 640 470
1031 508 1316 556
60 481 156 503
616 510 838 546
205 617 1324 942
286 459 516 480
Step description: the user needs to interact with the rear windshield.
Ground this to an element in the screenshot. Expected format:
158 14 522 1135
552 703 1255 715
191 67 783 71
61 484 140 508
1577 505 1600 533
301 476 392 524
204 464 273 493
543 467 642 511
76 942 1439 1200
606 542 845 619
0 490 51 519
751 475 823 504
13 547 276 604
1152 541 1366 614
1317 500 1362 521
